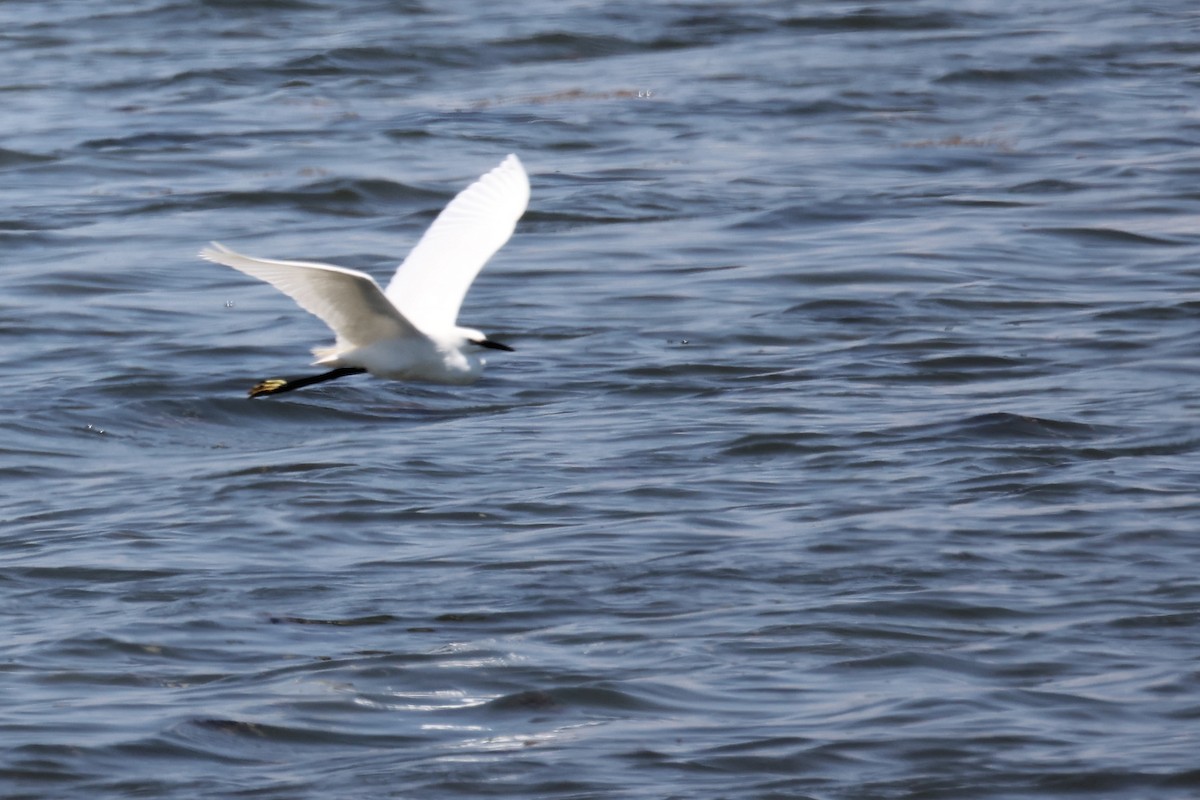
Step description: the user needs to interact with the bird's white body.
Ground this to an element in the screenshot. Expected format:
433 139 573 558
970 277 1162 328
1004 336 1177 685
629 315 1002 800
320 328 483 385
201 154 529 393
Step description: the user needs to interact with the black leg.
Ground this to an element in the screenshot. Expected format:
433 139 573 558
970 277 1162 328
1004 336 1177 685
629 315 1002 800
248 367 367 398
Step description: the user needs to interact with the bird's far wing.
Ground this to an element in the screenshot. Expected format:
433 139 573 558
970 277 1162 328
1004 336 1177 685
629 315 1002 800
200 242 421 348
384 154 529 332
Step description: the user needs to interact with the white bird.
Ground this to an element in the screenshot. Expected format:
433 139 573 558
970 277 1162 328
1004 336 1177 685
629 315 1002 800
201 154 529 398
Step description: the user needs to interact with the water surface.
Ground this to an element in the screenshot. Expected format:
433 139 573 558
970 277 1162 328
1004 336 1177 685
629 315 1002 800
3 1 1200 798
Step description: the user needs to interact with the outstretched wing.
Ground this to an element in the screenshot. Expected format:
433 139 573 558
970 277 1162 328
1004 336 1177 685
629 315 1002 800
384 154 529 333
200 242 420 348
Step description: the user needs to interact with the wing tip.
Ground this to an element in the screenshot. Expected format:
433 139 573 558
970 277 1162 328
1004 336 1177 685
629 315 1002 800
492 153 530 205
500 153 526 177
198 240 231 261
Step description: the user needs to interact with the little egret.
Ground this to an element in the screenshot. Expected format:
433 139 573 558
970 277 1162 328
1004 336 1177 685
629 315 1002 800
201 153 529 398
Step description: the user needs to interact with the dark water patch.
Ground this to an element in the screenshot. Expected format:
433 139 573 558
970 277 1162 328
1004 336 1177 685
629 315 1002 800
1076 433 1200 460
16 269 134 298
191 176 435 217
485 689 563 713
1091 301 1200 322
1008 178 1090 194
908 353 1040 379
718 432 837 459
283 46 438 77
782 8 969 32
1037 768 1200 795
199 0 348 9
0 147 56 169
952 412 1101 442
492 31 692 64
14 566 183 585
936 65 1090 86
181 717 426 752
940 195 1031 209
1106 610 1200 631
669 11 780 41
216 460 357 479
1028 226 1186 246
782 297 906 327
80 132 216 153
268 614 397 627
920 295 1093 314
136 392 460 434
1 744 95 785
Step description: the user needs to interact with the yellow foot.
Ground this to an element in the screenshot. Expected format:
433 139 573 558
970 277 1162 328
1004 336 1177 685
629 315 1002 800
248 378 288 398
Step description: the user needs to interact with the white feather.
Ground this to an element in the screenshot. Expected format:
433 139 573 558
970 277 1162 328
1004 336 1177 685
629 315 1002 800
200 242 419 351
384 153 530 333
199 154 527 390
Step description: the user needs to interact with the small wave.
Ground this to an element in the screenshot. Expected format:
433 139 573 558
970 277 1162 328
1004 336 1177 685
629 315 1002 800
1028 226 1185 246
193 176 432 217
783 8 965 32
0 147 55 168
936 65 1088 85
955 412 1100 441
1008 178 1089 194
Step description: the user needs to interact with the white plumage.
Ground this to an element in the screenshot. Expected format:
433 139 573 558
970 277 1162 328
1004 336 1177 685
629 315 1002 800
201 154 528 397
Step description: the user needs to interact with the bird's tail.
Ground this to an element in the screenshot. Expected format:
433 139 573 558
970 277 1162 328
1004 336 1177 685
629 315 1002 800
311 345 341 365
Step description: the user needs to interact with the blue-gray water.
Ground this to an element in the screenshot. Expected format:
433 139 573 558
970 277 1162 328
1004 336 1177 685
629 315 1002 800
3 2 1199 798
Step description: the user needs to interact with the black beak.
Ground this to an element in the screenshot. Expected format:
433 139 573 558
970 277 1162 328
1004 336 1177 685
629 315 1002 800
473 338 515 352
